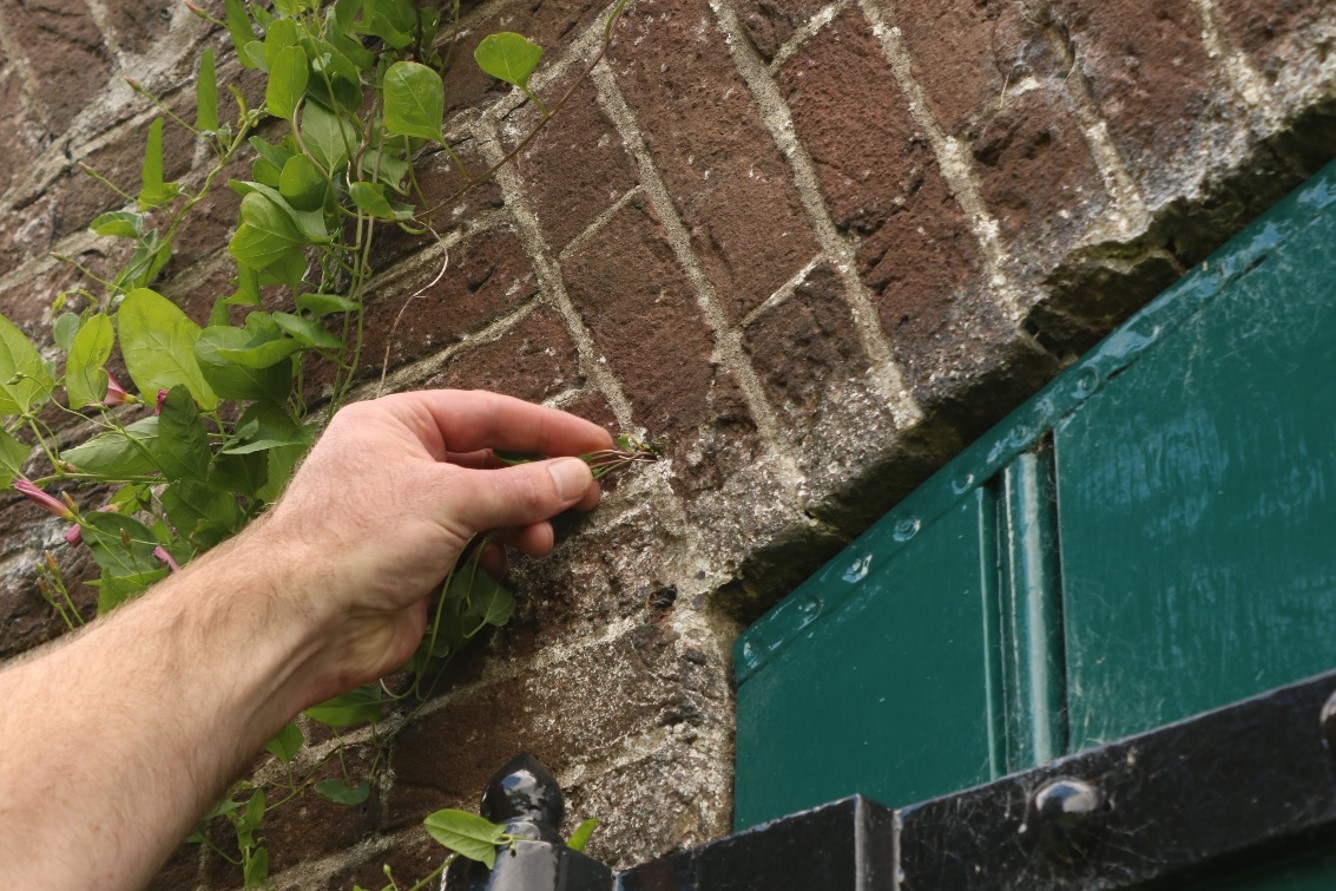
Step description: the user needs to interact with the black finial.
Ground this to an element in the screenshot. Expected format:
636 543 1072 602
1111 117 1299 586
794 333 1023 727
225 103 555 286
481 752 565 828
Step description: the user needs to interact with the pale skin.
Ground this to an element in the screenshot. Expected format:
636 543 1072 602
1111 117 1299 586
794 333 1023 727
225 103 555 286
0 389 612 889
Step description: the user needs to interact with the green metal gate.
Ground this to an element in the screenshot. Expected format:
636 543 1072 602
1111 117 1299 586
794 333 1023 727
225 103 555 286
734 160 1336 885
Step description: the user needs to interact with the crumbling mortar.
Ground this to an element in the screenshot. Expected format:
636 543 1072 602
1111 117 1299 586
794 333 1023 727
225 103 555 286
707 0 921 427
766 0 852 73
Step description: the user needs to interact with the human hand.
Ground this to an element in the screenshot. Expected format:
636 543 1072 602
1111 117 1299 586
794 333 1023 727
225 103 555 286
257 389 612 704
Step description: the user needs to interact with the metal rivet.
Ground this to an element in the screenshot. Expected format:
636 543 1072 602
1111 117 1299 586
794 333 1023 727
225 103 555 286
1319 690 1336 751
1033 778 1103 825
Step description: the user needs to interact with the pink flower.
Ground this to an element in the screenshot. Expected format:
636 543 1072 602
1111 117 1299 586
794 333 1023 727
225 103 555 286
103 373 130 406
63 505 120 547
154 389 169 415
14 478 75 521
153 545 181 573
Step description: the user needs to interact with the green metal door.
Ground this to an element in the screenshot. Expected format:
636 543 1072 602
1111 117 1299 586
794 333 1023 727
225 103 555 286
735 156 1336 882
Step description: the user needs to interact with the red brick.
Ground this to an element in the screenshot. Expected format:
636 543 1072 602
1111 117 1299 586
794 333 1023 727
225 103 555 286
374 138 504 269
504 73 640 253
321 833 447 891
104 0 174 56
560 195 719 435
385 623 684 829
779 10 984 377
1218 0 1331 84
731 0 828 63
972 87 1111 260
421 304 581 403
0 69 38 201
59 115 196 239
1048 0 1237 204
609 0 820 322
439 0 608 117
3 0 113 135
260 744 381 875
361 226 540 379
889 0 1059 136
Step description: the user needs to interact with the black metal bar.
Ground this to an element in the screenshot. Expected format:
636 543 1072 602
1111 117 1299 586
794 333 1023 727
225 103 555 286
898 668 1336 889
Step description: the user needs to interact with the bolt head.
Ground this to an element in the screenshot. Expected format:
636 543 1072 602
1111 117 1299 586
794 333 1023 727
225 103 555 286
1033 778 1103 824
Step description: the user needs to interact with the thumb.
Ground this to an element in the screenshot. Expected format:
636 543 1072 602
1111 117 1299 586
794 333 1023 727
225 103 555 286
447 457 596 532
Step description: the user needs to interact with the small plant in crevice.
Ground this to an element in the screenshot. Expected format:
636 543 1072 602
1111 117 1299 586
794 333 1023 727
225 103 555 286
1 0 644 886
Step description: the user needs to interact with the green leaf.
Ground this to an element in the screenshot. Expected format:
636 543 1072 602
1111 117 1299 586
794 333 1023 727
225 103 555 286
474 32 544 90
256 442 305 502
271 312 341 350
422 809 507 868
198 352 293 403
357 0 416 49
196 49 219 131
117 288 218 410
296 293 358 315
90 211 144 239
197 323 301 370
138 118 180 210
303 685 384 728
161 479 244 542
307 44 363 113
62 416 161 477
157 387 211 481
240 39 268 71
243 848 269 888
209 450 268 500
0 314 54 416
382 61 444 141
301 100 357 171
52 311 81 352
83 512 163 581
249 136 293 171
567 817 598 852
65 313 113 408
264 721 305 763
348 181 413 221
96 565 169 614
231 180 329 242
278 154 327 211
239 789 266 834
224 0 257 66
265 44 309 121
314 779 371 805
263 17 299 56
0 428 30 487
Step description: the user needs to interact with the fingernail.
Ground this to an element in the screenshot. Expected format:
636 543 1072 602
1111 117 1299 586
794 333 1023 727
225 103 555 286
548 458 591 501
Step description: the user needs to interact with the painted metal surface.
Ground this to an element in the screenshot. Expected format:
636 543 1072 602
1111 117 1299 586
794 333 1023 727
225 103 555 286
734 157 1336 833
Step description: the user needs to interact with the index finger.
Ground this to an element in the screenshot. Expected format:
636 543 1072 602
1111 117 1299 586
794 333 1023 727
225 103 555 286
388 389 614 457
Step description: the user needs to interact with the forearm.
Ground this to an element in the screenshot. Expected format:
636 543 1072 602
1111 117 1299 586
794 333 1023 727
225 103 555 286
0 525 322 889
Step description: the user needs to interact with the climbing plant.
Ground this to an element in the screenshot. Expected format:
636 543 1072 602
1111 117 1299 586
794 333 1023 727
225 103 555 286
1 0 647 885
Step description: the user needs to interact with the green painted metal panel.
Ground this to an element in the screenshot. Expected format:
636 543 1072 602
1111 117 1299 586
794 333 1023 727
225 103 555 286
1055 188 1336 750
733 491 1000 829
734 158 1336 866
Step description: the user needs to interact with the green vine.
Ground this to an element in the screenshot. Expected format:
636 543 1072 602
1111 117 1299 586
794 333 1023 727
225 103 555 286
0 0 647 885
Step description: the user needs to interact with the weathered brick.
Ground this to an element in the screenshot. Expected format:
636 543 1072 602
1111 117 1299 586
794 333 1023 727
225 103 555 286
320 833 446 891
741 262 880 473
562 743 733 869
888 0 1058 136
972 86 1111 262
374 138 504 268
421 304 581 402
1049 0 1239 206
779 10 984 383
357 225 541 379
440 0 608 116
1218 0 1331 85
260 744 382 875
59 115 195 238
731 0 828 63
385 622 684 830
103 0 173 55
560 195 719 435
2 0 113 135
610 0 820 322
503 73 640 254
0 500 99 660
0 68 38 201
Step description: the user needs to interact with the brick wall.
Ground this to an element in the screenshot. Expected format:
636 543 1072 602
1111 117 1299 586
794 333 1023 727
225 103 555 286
0 0 1332 887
